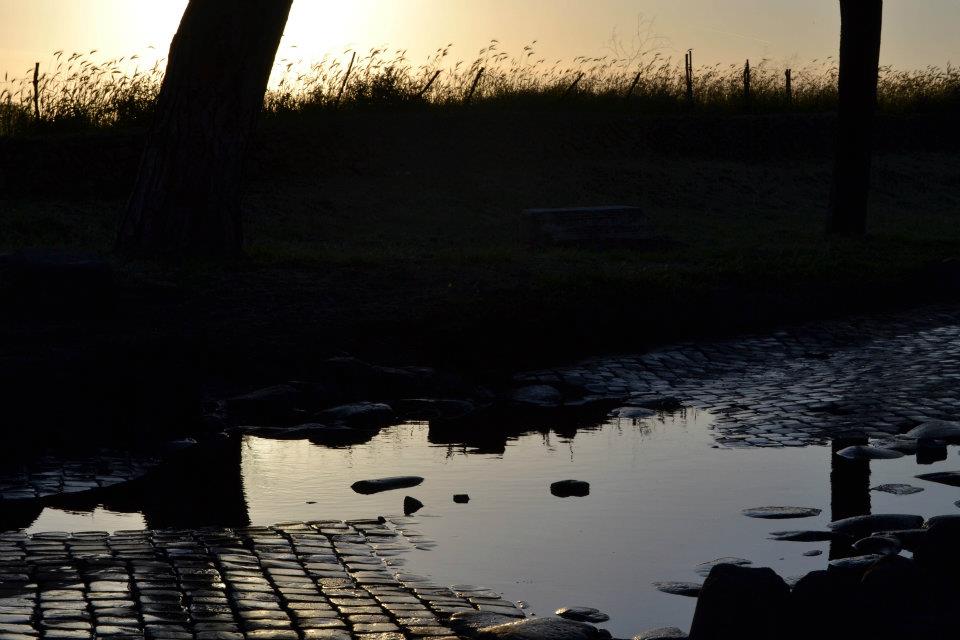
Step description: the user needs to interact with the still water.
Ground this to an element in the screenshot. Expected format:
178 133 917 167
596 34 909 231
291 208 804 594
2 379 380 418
18 412 960 635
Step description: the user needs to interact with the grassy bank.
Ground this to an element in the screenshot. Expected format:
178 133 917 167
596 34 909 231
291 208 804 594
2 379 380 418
2 106 959 384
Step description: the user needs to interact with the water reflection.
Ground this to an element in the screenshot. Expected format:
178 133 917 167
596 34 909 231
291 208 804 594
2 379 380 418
10 410 960 635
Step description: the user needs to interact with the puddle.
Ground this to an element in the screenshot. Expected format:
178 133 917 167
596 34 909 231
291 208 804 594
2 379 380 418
11 411 960 636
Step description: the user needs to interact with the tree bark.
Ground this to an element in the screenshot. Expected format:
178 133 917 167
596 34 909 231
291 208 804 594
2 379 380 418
118 0 293 256
828 0 883 236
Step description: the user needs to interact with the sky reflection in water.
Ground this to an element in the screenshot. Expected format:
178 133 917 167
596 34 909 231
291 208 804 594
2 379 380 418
24 411 960 635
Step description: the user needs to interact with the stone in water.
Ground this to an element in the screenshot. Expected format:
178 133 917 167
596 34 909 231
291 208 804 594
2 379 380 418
871 484 924 496
836 445 904 460
653 582 702 598
916 471 960 488
351 476 425 495
555 608 610 624
551 480 590 498
694 558 752 577
742 506 822 520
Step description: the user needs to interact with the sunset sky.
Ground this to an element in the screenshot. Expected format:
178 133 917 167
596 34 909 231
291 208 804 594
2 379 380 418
1 1 958 79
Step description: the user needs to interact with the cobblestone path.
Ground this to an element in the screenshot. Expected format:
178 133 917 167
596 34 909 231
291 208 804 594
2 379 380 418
518 306 960 448
0 521 523 640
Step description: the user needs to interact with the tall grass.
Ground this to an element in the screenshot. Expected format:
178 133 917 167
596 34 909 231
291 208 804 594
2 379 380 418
2 42 958 136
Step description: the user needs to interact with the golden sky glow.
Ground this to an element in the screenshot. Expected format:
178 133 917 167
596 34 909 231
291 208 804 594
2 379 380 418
1 1 958 80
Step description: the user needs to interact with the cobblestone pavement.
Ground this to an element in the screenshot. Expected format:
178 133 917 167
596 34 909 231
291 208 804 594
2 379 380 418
0 453 162 502
0 520 523 640
518 306 960 448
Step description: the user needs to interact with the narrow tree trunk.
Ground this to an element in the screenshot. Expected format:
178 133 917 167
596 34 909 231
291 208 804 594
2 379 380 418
118 0 293 256
828 0 883 236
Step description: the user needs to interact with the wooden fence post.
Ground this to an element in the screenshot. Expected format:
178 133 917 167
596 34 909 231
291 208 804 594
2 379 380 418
785 68 793 104
334 51 356 106
465 67 484 104
743 59 751 104
560 72 584 101
685 50 694 104
32 62 40 122
625 70 642 101
417 70 442 99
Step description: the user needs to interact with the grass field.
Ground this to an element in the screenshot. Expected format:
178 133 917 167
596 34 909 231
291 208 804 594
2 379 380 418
2 105 959 378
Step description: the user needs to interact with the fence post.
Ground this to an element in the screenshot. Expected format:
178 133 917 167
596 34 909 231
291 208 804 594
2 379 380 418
685 50 694 104
743 59 751 104
560 72 584 101
32 62 40 122
465 67 484 104
625 70 642 101
785 68 793 104
334 51 356 107
417 70 442 99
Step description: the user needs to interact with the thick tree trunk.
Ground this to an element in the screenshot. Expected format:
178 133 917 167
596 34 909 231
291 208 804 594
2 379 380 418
118 0 293 256
828 0 883 236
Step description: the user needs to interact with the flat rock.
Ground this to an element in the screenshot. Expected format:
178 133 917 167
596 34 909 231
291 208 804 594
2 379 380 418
476 616 609 640
853 536 902 556
551 480 590 498
633 629 687 640
652 582 702 598
351 477 425 495
828 554 884 572
871 483 924 495
803 550 823 557
450 612 524 636
905 420 960 441
314 403 395 429
511 386 563 408
916 471 960 487
836 445 904 460
555 608 609 624
454 494 470 504
742 506 822 520
873 529 927 552
769 530 838 542
694 558 752 577
828 514 924 537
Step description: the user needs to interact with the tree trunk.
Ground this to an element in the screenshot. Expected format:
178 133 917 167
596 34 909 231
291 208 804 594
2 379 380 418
117 0 293 256
828 0 883 236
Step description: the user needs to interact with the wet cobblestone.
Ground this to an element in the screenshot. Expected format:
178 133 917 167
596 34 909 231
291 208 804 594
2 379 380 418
0 521 523 639
0 453 161 502
519 306 960 448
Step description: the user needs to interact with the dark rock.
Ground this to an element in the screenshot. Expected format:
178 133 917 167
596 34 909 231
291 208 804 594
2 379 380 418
454 494 471 504
873 529 927 553
551 480 590 498
870 483 923 495
351 476 425 495
828 554 884 573
633 629 687 640
450 611 523 636
477 616 610 640
511 386 563 408
828 514 924 537
688 564 789 640
555 608 609 624
916 440 949 465
395 398 476 420
905 420 960 442
835 445 903 460
915 471 960 487
852 536 902 556
741 506 821 519
769 530 840 542
631 397 683 412
874 436 919 454
313 402 395 429
694 558 752 577
787 570 860 639
802 550 823 557
652 582 702 598
403 496 424 516
226 384 302 423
